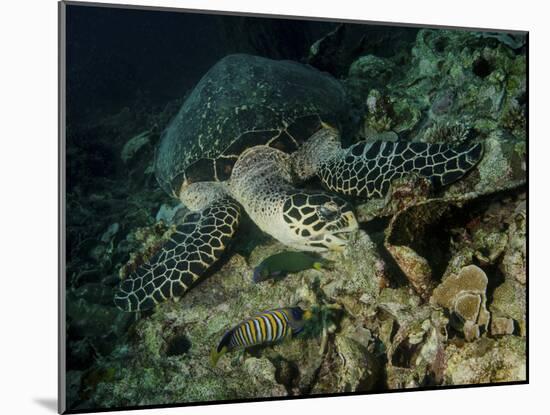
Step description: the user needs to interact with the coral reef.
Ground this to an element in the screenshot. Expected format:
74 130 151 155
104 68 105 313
65 26 527 410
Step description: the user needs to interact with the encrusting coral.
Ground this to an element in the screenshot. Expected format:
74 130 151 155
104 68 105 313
431 265 490 342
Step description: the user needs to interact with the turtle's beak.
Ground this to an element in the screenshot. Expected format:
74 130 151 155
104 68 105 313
305 209 358 252
341 211 359 233
325 211 359 250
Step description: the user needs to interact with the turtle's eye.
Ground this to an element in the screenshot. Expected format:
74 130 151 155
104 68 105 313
318 201 340 221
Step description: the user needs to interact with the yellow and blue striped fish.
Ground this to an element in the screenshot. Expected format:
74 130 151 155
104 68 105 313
211 307 312 366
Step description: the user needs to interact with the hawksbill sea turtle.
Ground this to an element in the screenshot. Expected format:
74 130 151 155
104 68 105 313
114 54 483 312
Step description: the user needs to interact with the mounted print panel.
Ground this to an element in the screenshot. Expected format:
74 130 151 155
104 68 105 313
59 1 528 413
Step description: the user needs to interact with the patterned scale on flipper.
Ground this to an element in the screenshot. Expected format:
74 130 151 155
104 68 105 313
114 198 241 311
319 141 484 199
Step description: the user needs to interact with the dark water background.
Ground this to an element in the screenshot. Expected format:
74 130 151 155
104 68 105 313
66 5 418 126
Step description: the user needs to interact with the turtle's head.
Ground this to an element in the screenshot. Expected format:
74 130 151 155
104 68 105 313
280 191 358 252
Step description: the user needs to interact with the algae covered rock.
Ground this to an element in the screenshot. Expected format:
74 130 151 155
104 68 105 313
356 174 432 222
89 230 388 406
121 130 152 164
348 55 396 85
242 358 287 397
67 297 134 340
344 28 526 144
444 336 526 384
384 198 451 299
91 253 304 406
490 278 526 337
311 330 380 394
386 244 433 301
323 230 388 310
490 316 515 337
378 292 448 387
87 222 398 408
500 199 527 285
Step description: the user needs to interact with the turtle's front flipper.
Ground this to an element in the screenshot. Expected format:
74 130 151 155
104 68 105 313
318 140 483 199
114 198 241 311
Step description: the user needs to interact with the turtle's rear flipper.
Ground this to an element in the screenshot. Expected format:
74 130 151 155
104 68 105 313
319 141 484 199
114 198 241 312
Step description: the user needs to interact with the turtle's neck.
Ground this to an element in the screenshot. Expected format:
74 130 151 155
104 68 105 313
290 126 344 182
228 146 294 231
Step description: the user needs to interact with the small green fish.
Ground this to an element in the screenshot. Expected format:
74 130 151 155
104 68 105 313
210 307 313 367
252 251 334 283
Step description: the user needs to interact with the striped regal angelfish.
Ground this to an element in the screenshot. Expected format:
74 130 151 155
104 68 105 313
211 307 312 366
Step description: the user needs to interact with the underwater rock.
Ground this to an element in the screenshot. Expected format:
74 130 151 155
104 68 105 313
365 131 399 142
348 55 396 86
70 267 103 287
431 265 490 342
378 291 448 386
490 278 526 337
242 357 287 397
345 28 526 148
155 203 188 226
311 329 379 393
356 174 432 222
430 90 455 116
386 366 422 389
362 89 394 135
118 221 171 280
266 335 325 394
446 193 524 272
472 227 508 266
90 250 316 405
386 245 433 301
490 316 515 337
80 367 117 401
308 24 416 78
380 176 526 306
88 244 107 264
100 223 120 243
472 133 526 196
73 283 115 307
121 130 152 164
476 32 527 50
413 314 448 383
67 339 96 371
322 230 388 313
377 287 422 317
66 370 85 409
67 297 134 340
391 97 423 134
384 198 450 299
500 199 526 285
444 336 526 384
408 30 526 121
88 226 391 405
